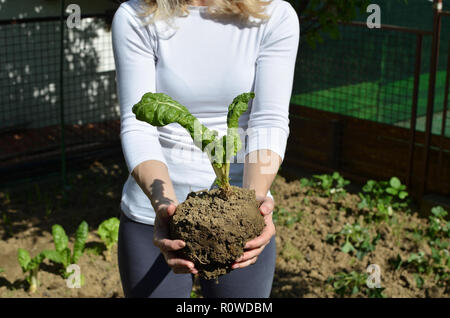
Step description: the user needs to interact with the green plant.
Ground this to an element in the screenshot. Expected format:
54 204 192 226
358 177 410 222
326 222 380 260
309 172 350 198
407 251 431 274
427 206 449 240
133 92 253 194
414 274 424 289
97 217 120 260
327 271 386 298
17 248 45 293
272 207 302 227
0 267 4 274
42 221 88 278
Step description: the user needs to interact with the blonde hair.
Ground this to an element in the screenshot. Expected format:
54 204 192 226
139 0 273 25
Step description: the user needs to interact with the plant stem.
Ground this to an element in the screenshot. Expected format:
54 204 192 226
29 272 38 293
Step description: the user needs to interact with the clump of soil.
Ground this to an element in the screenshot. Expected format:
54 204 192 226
169 186 265 279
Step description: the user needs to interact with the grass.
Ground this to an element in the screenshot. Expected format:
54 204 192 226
291 70 449 137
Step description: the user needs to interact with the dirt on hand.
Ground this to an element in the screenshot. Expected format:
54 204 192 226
169 186 265 279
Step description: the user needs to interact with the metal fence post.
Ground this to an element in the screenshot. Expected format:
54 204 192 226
420 0 443 199
406 34 423 189
60 0 67 198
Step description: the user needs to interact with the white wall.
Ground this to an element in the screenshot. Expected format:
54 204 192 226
0 0 119 20
0 0 120 129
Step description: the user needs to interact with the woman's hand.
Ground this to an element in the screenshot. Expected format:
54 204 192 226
153 203 198 274
231 196 276 269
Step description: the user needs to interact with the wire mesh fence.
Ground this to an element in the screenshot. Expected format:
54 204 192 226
0 14 120 185
290 22 450 138
0 5 448 190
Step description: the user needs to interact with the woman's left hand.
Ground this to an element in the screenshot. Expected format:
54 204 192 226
232 196 276 270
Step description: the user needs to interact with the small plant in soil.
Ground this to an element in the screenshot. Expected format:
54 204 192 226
357 177 410 220
42 221 88 279
427 206 449 240
17 248 45 293
301 172 350 200
327 271 386 298
273 206 302 227
326 222 381 260
133 92 265 279
97 217 120 260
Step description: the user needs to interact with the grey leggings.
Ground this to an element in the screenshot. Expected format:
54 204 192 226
117 211 276 298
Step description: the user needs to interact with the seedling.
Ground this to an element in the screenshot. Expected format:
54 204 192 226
272 207 302 227
97 217 120 260
309 172 350 199
326 222 380 260
407 251 430 274
327 271 386 298
133 92 253 194
17 248 45 293
357 177 409 216
427 206 449 240
42 221 88 278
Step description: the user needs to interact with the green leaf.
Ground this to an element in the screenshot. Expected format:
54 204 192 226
17 248 31 272
72 221 89 264
341 241 355 254
226 92 254 160
389 177 401 189
60 248 71 269
385 187 398 195
42 249 62 264
398 191 408 199
414 274 424 289
52 224 68 253
132 92 216 152
28 253 45 270
98 217 120 250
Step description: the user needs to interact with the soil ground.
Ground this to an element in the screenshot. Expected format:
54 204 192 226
0 158 448 297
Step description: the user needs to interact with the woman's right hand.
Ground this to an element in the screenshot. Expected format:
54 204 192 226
153 203 198 274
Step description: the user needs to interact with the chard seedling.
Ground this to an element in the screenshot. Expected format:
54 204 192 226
132 92 253 195
97 217 120 260
42 221 88 278
17 248 45 293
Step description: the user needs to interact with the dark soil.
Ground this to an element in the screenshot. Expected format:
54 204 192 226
170 186 265 279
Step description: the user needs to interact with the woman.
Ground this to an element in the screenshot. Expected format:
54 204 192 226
112 0 299 298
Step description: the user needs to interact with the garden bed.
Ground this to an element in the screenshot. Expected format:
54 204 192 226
0 159 448 297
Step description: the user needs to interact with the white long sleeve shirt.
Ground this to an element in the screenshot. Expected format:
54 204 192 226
112 0 300 225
